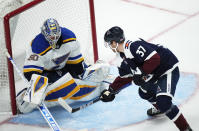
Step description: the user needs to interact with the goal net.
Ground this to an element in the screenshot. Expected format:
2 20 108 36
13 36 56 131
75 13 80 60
0 0 98 115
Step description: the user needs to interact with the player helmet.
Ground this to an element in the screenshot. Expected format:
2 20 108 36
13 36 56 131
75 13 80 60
41 18 61 49
104 26 125 47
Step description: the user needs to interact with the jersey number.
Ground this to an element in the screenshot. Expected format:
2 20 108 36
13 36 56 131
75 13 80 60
28 54 39 61
136 46 146 57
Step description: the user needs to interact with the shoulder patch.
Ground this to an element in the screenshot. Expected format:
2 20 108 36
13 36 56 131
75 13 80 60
125 40 133 49
31 34 52 56
124 40 134 59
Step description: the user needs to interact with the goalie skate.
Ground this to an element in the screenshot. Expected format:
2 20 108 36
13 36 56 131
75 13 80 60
147 107 163 117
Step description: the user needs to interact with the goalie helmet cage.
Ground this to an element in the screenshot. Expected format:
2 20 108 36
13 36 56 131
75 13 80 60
2 0 98 115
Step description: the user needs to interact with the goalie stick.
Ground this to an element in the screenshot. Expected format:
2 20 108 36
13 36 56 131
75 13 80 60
58 97 100 113
4 50 62 131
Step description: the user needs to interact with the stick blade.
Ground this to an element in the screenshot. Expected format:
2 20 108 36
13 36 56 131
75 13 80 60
58 98 72 113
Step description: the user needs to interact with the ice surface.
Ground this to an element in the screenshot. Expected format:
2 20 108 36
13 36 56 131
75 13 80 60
9 72 198 131
1 0 199 130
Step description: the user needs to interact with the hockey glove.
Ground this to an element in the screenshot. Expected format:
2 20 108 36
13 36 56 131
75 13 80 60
132 74 147 86
100 88 115 102
118 59 136 77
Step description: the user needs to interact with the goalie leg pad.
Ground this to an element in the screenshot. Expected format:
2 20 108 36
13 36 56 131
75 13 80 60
68 79 105 102
16 88 37 113
45 73 80 102
23 74 48 105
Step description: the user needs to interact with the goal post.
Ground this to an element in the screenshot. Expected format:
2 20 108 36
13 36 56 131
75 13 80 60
3 0 46 115
1 0 98 115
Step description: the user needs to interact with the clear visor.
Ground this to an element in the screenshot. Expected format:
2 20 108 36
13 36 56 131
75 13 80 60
104 41 118 52
104 41 111 48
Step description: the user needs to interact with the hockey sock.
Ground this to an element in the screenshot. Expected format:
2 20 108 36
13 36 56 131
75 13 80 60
174 113 190 131
166 105 190 131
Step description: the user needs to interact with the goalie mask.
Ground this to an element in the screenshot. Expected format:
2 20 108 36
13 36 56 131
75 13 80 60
104 26 125 49
41 18 61 49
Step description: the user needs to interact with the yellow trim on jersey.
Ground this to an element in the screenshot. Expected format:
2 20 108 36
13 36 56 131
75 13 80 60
30 40 33 46
63 38 76 43
66 57 84 64
39 46 52 56
23 68 43 73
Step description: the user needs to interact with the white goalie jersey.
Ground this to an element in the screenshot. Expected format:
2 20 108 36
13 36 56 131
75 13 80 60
23 27 84 78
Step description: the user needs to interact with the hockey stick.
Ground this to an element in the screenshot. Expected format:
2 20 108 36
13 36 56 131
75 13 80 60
4 50 62 131
58 97 100 113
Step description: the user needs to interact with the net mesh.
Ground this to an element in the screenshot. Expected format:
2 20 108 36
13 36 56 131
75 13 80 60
0 0 24 114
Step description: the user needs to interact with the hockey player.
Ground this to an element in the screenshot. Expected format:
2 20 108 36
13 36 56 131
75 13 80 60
100 26 192 131
16 18 112 113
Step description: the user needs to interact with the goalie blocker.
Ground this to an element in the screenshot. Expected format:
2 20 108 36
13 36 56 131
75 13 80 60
23 74 48 105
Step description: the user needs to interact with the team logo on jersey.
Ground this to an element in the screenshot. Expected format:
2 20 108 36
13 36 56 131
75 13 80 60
52 52 70 65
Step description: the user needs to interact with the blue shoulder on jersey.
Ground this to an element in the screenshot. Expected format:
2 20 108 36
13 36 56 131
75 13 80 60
61 27 76 43
31 33 51 56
